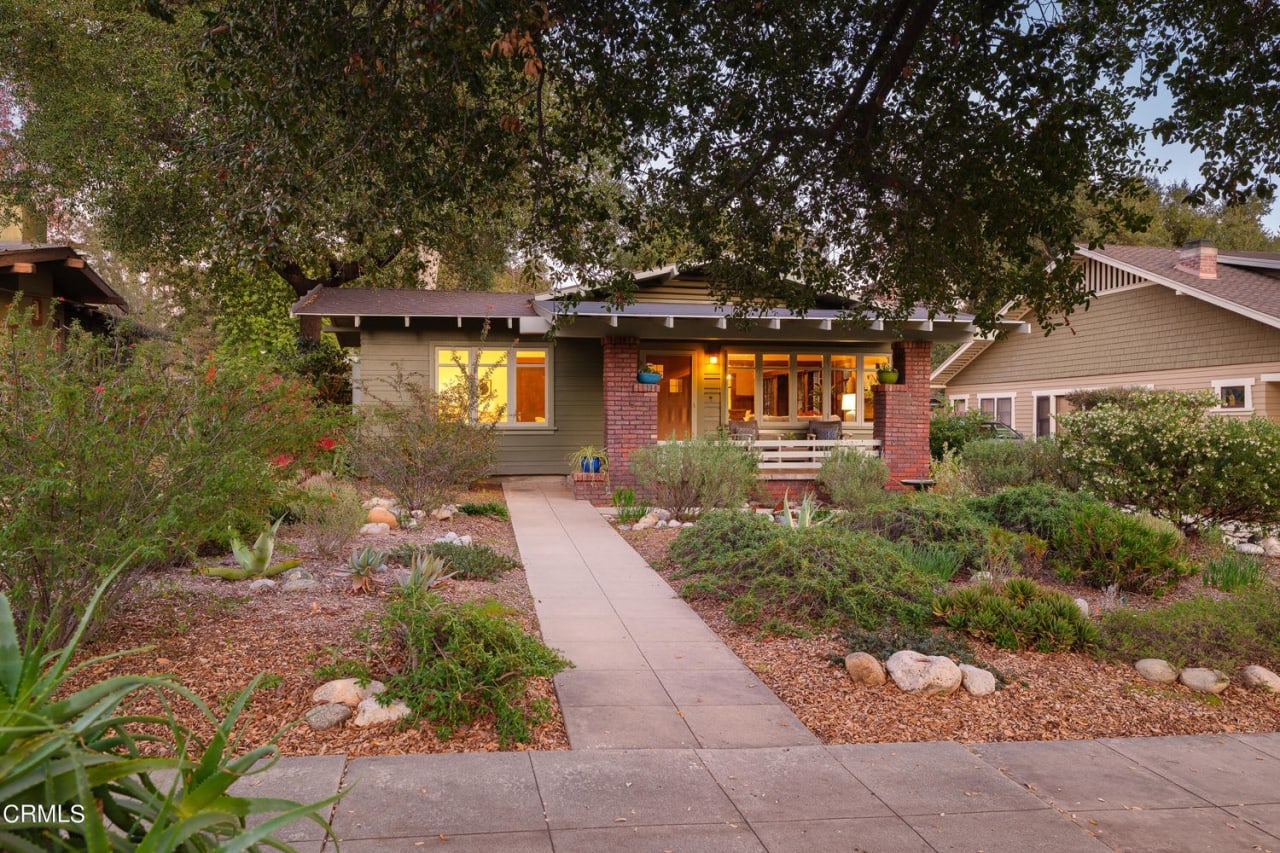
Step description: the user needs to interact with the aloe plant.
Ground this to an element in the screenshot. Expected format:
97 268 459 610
406 548 457 590
348 545 388 594
0 563 340 851
200 518 300 580
782 491 839 530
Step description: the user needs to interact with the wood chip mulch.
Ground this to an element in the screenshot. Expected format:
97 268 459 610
66 485 569 757
623 527 1280 744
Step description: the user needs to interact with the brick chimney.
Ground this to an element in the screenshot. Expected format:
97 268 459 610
1176 239 1217 279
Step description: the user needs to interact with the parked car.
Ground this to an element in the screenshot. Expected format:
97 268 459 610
977 420 1024 440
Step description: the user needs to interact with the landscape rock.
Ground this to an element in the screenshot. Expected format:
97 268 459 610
1241 665 1280 693
1074 598 1090 618
654 509 672 522
634 513 659 530
353 697 411 727
755 508 774 516
844 652 886 686
1179 667 1230 694
655 520 667 529
618 524 632 531
1261 536 1280 558
359 522 391 536
431 504 457 521
683 521 696 528
362 497 395 510
1235 542 1266 556
959 664 997 696
284 568 314 582
366 507 399 529
282 578 320 593
1134 659 1178 684
885 650 963 697
459 535 473 546
410 509 426 520
305 703 352 731
312 678 386 707
248 579 276 594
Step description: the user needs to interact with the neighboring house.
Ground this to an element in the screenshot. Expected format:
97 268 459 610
292 268 1010 495
0 243 128 331
934 240 1280 437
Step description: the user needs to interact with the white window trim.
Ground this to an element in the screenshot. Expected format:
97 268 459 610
723 349 890 426
949 394 969 415
977 393 1016 428
431 343 555 429
1211 378 1254 412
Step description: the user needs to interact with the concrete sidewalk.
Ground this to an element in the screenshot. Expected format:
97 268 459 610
243 477 1280 851
251 734 1280 851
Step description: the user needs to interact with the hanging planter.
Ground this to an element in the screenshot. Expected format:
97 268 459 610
637 362 661 384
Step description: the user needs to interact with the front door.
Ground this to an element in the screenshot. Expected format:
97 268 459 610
649 354 693 440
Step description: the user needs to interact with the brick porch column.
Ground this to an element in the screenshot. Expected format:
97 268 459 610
602 336 658 491
873 340 932 489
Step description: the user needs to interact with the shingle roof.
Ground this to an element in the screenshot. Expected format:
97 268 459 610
291 288 536 317
1091 245 1280 324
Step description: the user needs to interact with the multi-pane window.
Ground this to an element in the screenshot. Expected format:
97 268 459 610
725 351 892 425
979 395 1014 426
435 346 550 426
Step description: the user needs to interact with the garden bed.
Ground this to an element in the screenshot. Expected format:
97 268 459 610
624 527 1280 743
69 484 570 756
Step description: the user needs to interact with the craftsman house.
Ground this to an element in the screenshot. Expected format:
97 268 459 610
0 243 128 331
935 241 1280 436
293 268 1008 497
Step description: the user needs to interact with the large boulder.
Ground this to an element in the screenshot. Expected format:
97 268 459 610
1241 665 1280 693
366 507 399 529
353 697 412 727
1179 667 1229 694
844 652 886 687
359 522 391 536
885 650 963 697
1134 658 1178 684
312 678 386 707
959 664 997 696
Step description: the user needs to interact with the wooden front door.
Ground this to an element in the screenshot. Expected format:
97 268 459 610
650 354 693 440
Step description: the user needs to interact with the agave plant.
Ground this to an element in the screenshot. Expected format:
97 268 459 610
0 563 339 851
200 517 300 581
781 491 838 530
347 545 388 594
405 548 457 591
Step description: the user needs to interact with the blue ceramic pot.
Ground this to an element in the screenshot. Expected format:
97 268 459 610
637 371 661 384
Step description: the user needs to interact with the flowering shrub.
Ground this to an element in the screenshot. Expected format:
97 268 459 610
0 313 332 643
1056 390 1280 529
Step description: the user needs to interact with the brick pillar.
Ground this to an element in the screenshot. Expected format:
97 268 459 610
873 340 932 489
602 336 658 491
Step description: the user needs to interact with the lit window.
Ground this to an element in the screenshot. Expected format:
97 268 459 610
435 346 550 426
724 352 893 425
1212 379 1252 411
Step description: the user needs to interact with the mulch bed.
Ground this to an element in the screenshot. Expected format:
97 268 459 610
68 484 569 756
623 527 1280 744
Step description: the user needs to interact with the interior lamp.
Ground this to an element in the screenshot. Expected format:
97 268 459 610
840 393 858 420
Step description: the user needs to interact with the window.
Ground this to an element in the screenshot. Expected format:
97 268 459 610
1212 379 1253 411
978 394 1014 427
951 397 967 415
435 345 551 426
725 351 892 425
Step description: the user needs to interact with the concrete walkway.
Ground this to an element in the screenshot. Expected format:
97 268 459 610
502 476 815 750
239 477 1280 851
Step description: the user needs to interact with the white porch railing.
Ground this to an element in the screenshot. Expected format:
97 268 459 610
658 437 882 470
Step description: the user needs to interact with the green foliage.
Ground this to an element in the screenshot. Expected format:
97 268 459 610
423 543 519 581
458 501 509 520
347 546 389 594
1201 551 1266 592
780 491 839 529
1098 587 1280 670
967 484 1095 538
892 542 964 584
381 589 570 746
351 370 498 512
674 523 935 630
933 578 1099 652
816 448 892 511
611 488 648 525
630 435 757 520
291 479 366 559
669 510 782 577
0 313 331 644
930 411 990 459
1049 501 1193 595
840 627 979 668
929 448 973 497
1062 386 1150 411
1057 389 1280 528
0 566 338 851
229 517 285 577
850 494 996 575
959 439 1047 495
403 549 458 591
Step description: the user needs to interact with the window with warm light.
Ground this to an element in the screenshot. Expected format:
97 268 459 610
725 351 892 425
435 345 551 426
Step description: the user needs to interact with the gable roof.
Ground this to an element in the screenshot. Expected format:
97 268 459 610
932 244 1280 386
0 243 127 308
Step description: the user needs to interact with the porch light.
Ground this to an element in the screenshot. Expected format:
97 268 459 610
708 353 719 364
841 393 858 420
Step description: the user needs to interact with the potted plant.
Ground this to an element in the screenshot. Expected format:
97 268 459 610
569 445 609 474
636 362 662 384
876 363 899 384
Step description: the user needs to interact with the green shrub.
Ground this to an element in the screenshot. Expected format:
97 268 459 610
893 541 964 583
1049 500 1193 594
1201 551 1266 592
1057 389 1280 528
967 483 1093 538
958 439 1036 494
669 509 783 577
0 314 332 644
458 501 509 519
631 435 757 519
350 370 498 512
0 566 337 850
929 448 973 497
291 479 367 558
677 525 935 630
425 542 519 580
850 493 995 574
612 487 648 524
1098 586 1280 670
381 589 570 745
817 448 892 510
930 410 990 458
932 578 1098 652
